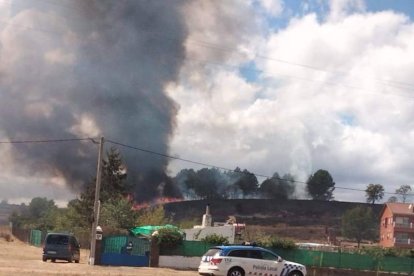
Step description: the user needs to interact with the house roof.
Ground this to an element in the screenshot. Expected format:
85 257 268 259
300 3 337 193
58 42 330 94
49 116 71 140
382 203 414 216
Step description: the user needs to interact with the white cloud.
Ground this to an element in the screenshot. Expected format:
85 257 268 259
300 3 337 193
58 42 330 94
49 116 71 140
259 0 284 17
169 6 414 202
328 0 366 21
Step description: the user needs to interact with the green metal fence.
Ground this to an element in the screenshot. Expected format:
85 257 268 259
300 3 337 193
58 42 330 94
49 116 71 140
160 240 212 257
161 241 414 273
29 229 42 247
102 235 150 256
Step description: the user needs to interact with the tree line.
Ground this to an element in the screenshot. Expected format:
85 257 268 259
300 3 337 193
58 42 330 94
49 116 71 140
8 147 413 248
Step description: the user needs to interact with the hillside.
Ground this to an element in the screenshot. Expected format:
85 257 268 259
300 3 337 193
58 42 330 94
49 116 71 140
164 199 383 243
0 202 25 225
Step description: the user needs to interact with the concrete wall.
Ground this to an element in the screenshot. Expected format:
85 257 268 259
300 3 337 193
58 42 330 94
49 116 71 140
309 267 407 276
159 256 200 269
183 225 235 243
159 256 409 275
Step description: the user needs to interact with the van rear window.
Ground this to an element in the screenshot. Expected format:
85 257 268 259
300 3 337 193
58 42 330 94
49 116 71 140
46 235 69 245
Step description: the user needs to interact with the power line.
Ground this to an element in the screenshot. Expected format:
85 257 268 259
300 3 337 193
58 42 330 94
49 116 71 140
106 139 271 178
106 138 413 197
1 136 412 197
0 137 96 144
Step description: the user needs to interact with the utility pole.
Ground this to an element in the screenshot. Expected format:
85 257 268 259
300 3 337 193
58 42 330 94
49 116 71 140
89 136 104 265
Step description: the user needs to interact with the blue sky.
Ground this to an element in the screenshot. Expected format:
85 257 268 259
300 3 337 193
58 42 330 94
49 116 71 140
264 0 414 30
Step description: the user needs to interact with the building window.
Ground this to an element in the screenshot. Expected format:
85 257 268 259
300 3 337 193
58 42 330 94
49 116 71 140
395 217 410 227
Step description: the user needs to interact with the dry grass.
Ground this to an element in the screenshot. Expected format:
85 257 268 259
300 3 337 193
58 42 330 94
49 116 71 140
0 225 13 242
0 238 198 276
245 224 330 243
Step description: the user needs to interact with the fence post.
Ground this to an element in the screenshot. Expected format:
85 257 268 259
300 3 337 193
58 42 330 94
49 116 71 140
149 236 159 267
338 249 342 269
319 251 324 267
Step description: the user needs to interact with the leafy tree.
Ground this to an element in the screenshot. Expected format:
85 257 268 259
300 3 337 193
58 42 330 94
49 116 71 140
28 197 57 219
306 169 335 200
387 196 398 203
9 197 58 231
100 198 137 230
75 148 132 226
395 185 412 203
156 227 183 248
100 147 131 202
136 205 170 226
365 184 384 204
342 206 376 248
231 168 258 198
184 168 227 200
259 173 295 199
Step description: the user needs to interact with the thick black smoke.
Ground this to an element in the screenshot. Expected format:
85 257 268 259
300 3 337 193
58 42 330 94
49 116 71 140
0 0 187 202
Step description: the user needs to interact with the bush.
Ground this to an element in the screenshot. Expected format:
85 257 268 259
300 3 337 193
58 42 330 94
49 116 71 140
201 234 229 245
156 227 183 249
360 246 412 258
257 236 297 250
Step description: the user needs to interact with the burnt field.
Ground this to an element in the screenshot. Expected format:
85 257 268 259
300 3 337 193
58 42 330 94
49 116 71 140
164 199 382 243
164 199 382 226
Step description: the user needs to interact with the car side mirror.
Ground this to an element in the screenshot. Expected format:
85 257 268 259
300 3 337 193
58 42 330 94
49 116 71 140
277 256 283 262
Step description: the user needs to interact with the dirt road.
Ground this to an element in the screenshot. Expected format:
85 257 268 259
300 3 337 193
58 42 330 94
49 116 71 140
0 238 199 276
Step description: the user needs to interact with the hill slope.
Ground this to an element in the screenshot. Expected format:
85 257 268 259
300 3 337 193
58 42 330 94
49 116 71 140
164 199 383 243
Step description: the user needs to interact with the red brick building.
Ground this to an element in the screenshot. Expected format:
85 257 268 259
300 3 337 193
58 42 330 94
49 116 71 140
380 203 414 248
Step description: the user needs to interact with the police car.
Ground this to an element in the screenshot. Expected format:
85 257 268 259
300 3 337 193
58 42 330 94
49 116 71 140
198 245 306 276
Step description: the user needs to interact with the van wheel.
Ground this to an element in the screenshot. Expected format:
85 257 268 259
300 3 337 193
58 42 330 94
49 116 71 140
42 257 47 262
228 267 245 276
75 259 79 263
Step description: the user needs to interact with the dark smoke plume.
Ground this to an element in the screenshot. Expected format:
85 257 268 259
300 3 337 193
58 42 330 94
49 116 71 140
0 0 187 202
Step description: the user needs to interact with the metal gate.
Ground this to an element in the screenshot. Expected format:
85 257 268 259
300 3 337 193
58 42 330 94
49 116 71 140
100 235 150 267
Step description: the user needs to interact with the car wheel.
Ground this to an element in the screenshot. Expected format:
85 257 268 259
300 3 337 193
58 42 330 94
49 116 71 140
228 267 245 276
288 271 303 276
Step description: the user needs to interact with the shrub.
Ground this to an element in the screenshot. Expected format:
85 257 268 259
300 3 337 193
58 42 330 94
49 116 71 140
201 234 229 245
257 236 297 250
156 227 183 249
360 246 412 258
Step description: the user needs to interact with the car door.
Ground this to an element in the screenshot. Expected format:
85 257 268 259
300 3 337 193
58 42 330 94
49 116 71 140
259 250 284 276
226 249 250 273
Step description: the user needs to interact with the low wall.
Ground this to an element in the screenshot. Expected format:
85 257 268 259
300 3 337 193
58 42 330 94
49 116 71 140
159 256 408 275
309 267 406 275
159 256 200 269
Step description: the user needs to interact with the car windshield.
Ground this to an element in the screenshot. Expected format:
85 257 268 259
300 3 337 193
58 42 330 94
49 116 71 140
46 235 69 245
